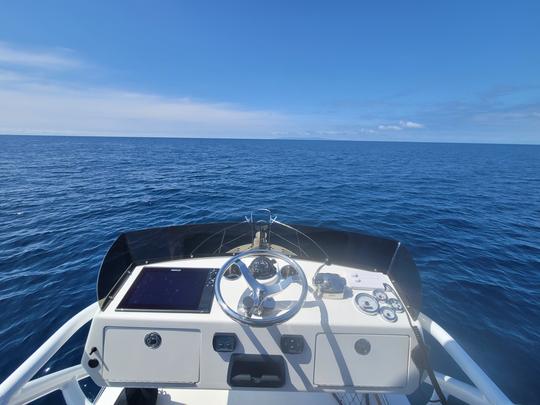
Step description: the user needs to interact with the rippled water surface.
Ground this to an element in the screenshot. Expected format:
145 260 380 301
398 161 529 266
0 135 539 404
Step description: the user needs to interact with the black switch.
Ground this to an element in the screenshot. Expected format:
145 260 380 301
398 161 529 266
280 335 305 354
88 359 99 368
213 333 237 352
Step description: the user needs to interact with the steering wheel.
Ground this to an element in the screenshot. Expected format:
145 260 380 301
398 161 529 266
214 249 308 327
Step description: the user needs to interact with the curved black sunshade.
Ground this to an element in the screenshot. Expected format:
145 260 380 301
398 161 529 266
97 222 422 319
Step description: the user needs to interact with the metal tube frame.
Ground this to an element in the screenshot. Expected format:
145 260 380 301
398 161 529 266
418 313 513 405
0 305 515 405
0 303 98 405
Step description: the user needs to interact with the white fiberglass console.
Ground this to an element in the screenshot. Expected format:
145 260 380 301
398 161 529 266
83 251 421 395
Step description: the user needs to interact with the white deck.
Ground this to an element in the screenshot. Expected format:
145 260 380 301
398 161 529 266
96 386 411 405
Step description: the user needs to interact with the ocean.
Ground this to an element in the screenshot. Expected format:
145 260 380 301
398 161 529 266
0 135 538 404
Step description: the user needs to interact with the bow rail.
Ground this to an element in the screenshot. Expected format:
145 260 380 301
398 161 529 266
0 303 98 405
418 314 512 405
0 306 513 405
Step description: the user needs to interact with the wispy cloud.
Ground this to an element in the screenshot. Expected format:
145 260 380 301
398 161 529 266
0 41 293 137
416 85 540 138
0 41 82 70
0 41 538 143
377 120 424 131
0 78 290 137
378 124 402 131
0 41 430 139
399 120 424 129
0 68 28 82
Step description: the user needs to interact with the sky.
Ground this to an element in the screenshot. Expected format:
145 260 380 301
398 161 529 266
0 1 539 143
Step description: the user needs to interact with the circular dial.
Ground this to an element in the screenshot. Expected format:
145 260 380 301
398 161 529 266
388 298 404 313
249 256 277 280
373 288 388 302
280 265 297 278
354 293 379 315
380 306 398 322
224 263 241 280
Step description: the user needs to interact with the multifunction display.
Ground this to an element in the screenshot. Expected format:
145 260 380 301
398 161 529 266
118 267 217 312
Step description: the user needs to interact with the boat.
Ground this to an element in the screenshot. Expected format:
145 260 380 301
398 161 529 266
0 210 513 404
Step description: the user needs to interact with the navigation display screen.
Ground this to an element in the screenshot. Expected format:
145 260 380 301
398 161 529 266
118 267 214 312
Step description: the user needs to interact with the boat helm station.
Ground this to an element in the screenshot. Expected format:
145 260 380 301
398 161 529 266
0 211 514 405
83 212 421 396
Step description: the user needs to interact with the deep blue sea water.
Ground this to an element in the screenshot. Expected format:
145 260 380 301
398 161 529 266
0 135 539 404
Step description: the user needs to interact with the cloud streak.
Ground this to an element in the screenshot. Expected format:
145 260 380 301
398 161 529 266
0 74 290 137
400 120 424 129
0 41 430 139
0 41 537 143
0 42 294 137
0 41 83 70
377 120 424 131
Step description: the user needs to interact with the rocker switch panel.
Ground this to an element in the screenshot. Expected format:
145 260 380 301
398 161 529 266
213 333 237 352
280 335 305 354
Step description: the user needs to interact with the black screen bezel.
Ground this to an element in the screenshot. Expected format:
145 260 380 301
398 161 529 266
116 266 215 313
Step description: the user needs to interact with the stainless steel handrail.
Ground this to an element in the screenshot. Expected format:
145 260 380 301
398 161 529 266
0 303 98 405
418 313 513 405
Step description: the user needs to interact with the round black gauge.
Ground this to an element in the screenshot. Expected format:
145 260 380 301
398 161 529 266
388 298 404 313
354 293 379 315
249 256 277 280
280 265 297 278
224 263 241 280
380 306 398 322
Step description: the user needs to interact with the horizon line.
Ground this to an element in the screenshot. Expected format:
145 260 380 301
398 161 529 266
1 132 539 147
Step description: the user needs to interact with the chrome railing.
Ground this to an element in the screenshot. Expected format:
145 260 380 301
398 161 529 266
418 313 513 405
0 303 98 405
0 304 513 404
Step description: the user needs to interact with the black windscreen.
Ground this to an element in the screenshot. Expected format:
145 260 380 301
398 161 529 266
118 267 210 311
99 223 420 316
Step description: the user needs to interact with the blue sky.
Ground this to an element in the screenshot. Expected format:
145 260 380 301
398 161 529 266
0 1 539 143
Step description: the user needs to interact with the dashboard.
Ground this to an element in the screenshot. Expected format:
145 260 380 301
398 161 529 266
83 256 421 394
